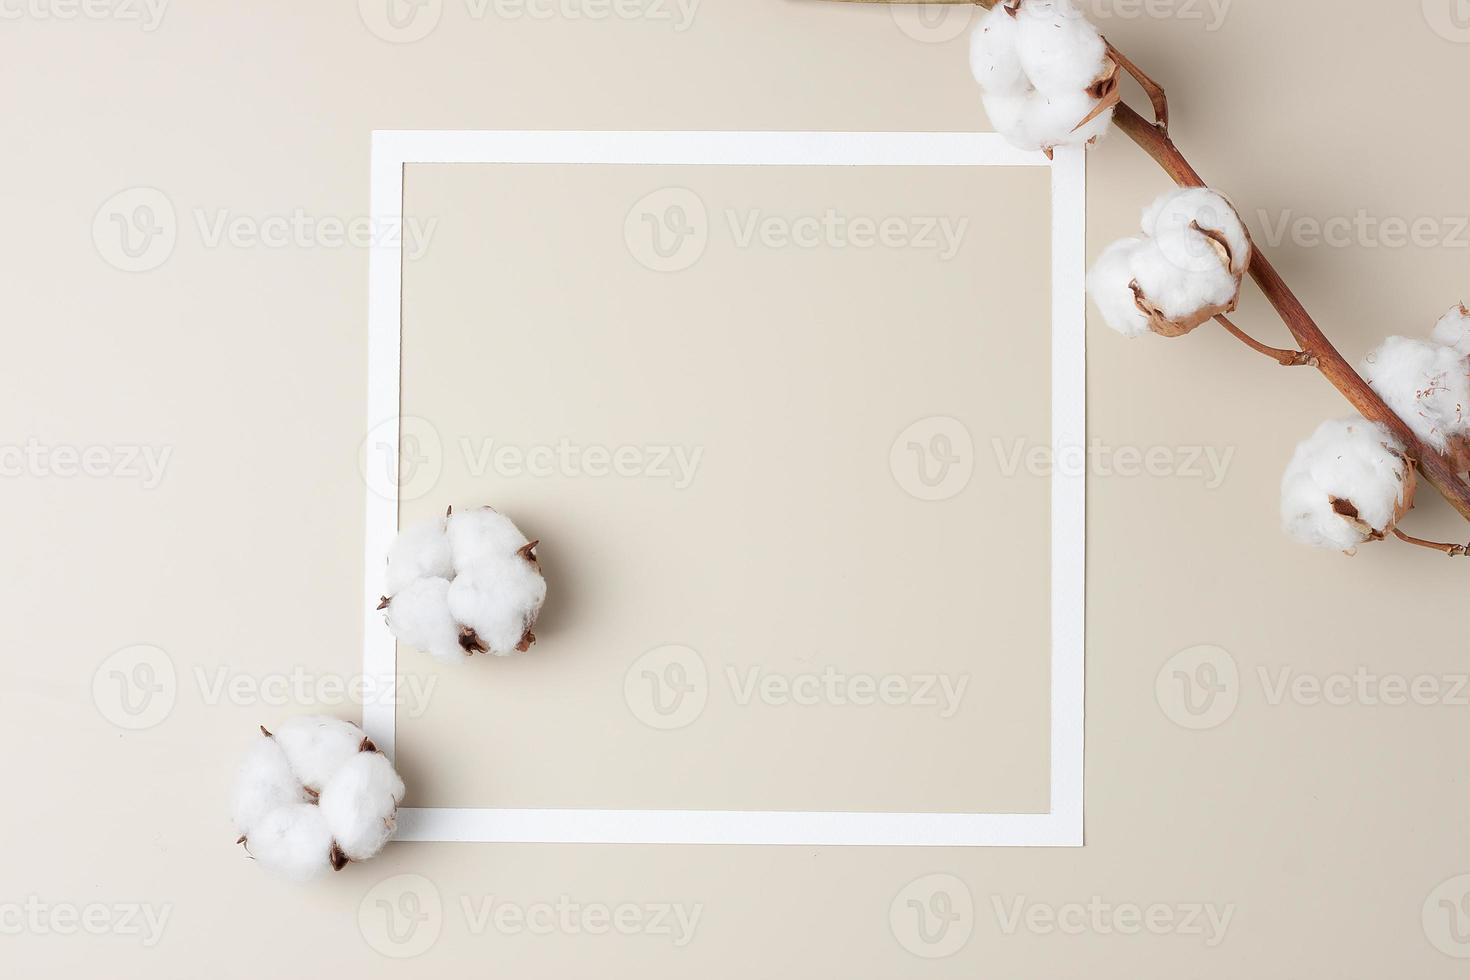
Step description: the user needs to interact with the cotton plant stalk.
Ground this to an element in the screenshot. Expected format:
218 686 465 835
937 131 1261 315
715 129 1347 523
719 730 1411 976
819 0 1470 556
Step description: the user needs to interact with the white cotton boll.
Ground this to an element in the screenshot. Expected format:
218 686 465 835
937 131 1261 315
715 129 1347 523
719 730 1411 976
244 804 336 882
447 507 531 573
319 751 406 862
981 91 1031 147
1142 188 1252 276
1361 337 1470 454
1015 0 1108 96
385 515 453 595
970 6 1026 95
1087 237 1151 338
447 560 548 656
272 716 367 792
231 735 310 838
1431 303 1470 356
383 576 465 664
1281 418 1415 552
1128 239 1238 323
1022 89 1111 150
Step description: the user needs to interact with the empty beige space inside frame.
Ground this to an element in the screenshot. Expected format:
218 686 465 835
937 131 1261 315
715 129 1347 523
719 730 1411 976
365 132 1085 847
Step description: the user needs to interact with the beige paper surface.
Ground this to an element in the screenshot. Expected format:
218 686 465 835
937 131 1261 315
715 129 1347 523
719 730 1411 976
396 161 1055 814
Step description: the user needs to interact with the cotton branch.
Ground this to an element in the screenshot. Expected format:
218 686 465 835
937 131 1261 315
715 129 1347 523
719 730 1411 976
819 0 1470 528
1214 315 1315 368
1393 529 1470 558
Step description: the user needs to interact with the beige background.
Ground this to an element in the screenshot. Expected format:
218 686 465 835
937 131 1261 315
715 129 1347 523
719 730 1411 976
3 0 1470 976
397 161 1051 813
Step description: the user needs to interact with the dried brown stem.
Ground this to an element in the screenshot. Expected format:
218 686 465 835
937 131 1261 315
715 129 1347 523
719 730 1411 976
1214 315 1314 367
821 0 1470 528
1393 528 1470 558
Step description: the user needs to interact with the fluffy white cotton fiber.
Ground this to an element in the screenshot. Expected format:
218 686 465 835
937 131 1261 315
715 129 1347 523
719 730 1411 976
1281 418 1416 552
233 717 404 881
319 751 406 862
1088 188 1252 338
969 0 1115 153
385 513 454 594
1431 303 1470 356
381 506 547 661
1361 337 1470 458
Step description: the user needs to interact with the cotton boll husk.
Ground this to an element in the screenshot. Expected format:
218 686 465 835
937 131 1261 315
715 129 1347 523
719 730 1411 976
244 804 336 882
447 507 531 572
273 716 367 792
1128 239 1239 330
319 751 406 862
1022 89 1111 150
1015 0 1108 96
1086 237 1151 338
1281 418 1415 552
385 515 453 595
1361 337 1470 457
447 560 547 656
1431 303 1470 356
1142 188 1251 276
231 736 310 838
970 6 1025 95
384 576 465 663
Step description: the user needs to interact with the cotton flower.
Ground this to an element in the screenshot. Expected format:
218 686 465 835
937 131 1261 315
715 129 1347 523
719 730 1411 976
379 506 547 661
1280 418 1416 553
969 0 1117 154
232 717 405 881
1361 336 1470 470
1088 188 1252 338
1430 303 1470 356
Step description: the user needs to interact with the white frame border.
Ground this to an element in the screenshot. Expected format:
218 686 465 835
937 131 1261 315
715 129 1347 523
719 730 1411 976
365 131 1086 847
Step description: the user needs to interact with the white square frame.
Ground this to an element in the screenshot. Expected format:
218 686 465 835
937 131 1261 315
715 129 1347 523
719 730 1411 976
364 130 1086 847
